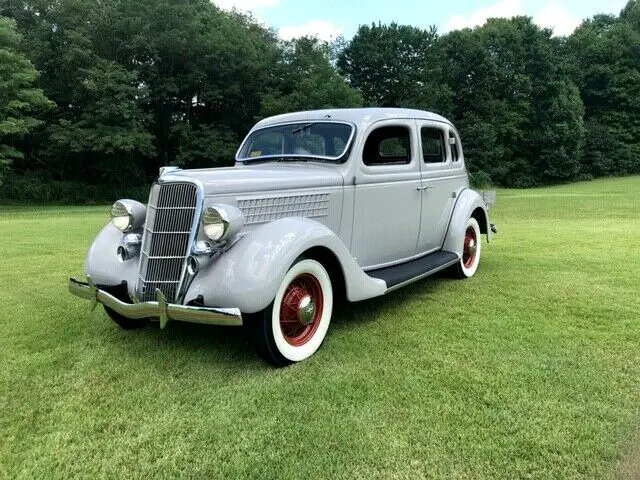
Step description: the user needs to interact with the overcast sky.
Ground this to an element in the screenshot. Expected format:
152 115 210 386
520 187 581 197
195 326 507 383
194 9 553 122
213 0 629 41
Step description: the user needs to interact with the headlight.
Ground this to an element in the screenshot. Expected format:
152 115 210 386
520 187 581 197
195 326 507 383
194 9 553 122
110 199 146 233
202 204 244 242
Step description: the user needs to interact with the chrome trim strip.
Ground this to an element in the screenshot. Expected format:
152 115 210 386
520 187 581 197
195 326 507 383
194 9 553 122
174 179 204 303
363 246 441 272
384 257 460 293
136 278 180 284
148 205 198 211
69 278 242 327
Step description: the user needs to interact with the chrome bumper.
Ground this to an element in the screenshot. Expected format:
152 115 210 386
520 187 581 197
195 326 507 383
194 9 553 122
68 277 242 328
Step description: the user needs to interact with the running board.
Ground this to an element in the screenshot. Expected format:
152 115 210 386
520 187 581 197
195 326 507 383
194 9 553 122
366 251 459 292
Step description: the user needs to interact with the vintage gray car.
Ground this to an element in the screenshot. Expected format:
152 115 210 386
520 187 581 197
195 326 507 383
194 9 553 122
69 108 495 366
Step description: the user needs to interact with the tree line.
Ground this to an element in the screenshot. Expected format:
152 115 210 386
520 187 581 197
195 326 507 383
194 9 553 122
0 0 638 202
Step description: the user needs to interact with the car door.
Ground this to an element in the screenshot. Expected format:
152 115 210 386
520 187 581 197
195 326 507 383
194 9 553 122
350 120 422 268
415 121 466 254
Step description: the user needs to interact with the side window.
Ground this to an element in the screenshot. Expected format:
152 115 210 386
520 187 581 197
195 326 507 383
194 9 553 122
363 126 411 166
421 127 445 163
449 132 459 162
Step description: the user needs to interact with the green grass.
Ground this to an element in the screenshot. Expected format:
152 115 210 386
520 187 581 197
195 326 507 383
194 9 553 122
1 176 639 479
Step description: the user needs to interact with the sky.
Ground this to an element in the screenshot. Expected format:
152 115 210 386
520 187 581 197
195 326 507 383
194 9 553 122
213 0 629 41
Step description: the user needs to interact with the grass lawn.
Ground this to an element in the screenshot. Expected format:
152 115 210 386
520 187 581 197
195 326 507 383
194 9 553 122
1 176 639 479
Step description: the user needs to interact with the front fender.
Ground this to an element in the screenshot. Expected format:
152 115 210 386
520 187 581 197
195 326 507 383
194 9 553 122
185 217 386 314
442 189 491 257
84 223 139 298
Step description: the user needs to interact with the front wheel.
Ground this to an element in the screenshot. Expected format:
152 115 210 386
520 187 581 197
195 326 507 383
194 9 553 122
244 258 333 367
453 217 482 279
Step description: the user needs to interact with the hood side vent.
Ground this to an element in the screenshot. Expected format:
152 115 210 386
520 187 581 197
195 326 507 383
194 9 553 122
237 193 330 225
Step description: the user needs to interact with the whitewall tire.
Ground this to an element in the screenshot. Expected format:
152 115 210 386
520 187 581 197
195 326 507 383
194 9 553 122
244 258 333 367
454 217 482 278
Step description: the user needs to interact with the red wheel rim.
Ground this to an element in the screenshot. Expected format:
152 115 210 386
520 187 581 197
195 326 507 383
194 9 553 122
463 226 477 268
279 273 324 347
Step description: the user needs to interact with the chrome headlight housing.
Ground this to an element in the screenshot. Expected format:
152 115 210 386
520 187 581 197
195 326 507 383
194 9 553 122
110 199 146 233
202 204 244 242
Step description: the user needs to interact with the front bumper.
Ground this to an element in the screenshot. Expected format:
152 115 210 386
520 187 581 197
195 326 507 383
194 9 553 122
68 277 243 328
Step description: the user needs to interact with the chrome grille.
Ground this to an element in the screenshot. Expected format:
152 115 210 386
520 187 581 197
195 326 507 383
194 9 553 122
137 182 200 303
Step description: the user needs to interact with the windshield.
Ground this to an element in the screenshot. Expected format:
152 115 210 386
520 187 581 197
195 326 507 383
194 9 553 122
237 122 354 162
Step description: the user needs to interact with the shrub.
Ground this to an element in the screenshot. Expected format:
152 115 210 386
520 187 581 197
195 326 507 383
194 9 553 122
0 172 150 204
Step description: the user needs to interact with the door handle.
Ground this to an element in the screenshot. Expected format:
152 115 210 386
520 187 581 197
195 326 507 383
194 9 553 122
416 185 435 191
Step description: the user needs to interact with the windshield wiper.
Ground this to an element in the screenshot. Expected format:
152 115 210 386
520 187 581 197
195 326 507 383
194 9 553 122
291 123 315 135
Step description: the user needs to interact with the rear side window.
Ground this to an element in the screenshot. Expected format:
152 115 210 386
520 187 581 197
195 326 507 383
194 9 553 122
363 126 411 166
421 127 445 163
450 132 459 162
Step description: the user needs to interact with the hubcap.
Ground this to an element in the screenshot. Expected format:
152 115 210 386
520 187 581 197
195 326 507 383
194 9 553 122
463 226 478 268
298 295 316 325
279 273 324 346
467 240 477 257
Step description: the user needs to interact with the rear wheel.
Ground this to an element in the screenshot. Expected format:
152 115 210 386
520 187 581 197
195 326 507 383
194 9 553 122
244 258 333 367
453 217 482 279
104 306 149 330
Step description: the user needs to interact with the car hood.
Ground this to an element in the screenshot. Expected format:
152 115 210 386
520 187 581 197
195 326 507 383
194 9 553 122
169 163 344 195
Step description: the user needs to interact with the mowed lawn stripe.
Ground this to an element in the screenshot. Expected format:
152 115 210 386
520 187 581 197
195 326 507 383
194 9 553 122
1 176 639 479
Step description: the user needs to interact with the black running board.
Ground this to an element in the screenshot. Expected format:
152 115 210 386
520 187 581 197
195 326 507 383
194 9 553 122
366 251 459 291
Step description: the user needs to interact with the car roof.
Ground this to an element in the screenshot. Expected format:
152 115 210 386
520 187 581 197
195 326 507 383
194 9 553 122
252 108 453 131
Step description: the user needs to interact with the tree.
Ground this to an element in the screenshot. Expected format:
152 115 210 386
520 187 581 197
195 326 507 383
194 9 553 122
532 80 585 181
93 0 282 169
1 0 132 181
47 61 155 184
0 16 52 184
441 17 585 186
261 37 362 117
621 0 640 29
0 0 638 200
337 23 451 113
566 6 640 177
1 0 284 176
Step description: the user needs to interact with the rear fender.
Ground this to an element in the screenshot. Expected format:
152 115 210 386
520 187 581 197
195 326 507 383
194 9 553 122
443 189 491 257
